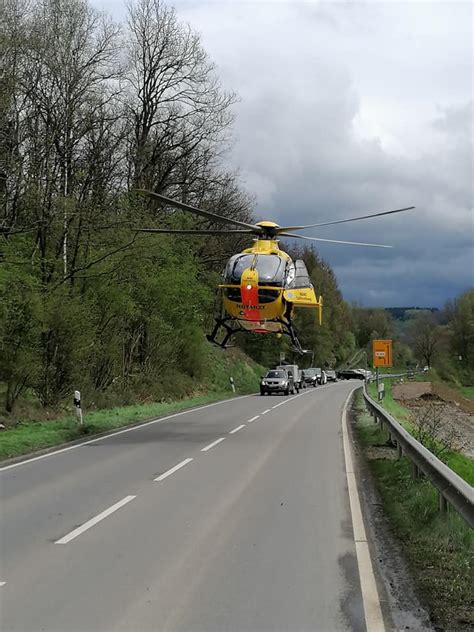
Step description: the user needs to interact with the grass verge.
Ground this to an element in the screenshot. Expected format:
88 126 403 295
353 391 474 630
0 392 242 461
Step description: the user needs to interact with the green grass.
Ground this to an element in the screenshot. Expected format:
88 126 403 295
460 386 474 400
353 392 474 630
367 379 413 426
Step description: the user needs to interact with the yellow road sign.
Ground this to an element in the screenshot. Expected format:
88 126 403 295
372 339 393 368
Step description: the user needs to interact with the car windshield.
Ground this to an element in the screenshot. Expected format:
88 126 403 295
304 369 316 376
224 254 286 285
266 370 286 378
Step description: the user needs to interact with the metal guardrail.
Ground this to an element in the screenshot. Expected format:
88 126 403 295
362 383 474 528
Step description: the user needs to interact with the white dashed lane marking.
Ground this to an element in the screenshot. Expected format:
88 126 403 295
55 495 136 544
272 401 286 409
155 458 193 482
229 425 245 434
201 438 225 452
247 415 259 423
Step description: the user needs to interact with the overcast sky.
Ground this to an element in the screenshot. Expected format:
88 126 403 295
94 0 473 307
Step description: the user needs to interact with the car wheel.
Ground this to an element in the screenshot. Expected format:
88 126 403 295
285 387 290 395
260 390 265 396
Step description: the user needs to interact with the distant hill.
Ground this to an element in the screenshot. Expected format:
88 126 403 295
386 307 439 321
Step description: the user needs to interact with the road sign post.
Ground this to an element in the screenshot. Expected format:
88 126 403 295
378 380 385 401
73 390 83 427
372 339 393 369
372 340 392 398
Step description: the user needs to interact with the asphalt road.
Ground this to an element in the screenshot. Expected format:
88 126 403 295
0 382 383 631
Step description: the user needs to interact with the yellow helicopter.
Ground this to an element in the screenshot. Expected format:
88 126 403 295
137 190 414 352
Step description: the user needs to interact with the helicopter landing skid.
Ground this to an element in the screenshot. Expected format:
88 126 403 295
206 317 241 350
281 320 304 355
206 316 304 355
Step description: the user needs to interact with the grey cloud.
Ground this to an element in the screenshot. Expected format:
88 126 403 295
94 0 473 307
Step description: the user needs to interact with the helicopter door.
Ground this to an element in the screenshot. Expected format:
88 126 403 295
283 259 320 310
287 259 312 289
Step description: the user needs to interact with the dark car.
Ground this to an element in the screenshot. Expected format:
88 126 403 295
302 368 318 387
337 369 366 380
260 369 295 395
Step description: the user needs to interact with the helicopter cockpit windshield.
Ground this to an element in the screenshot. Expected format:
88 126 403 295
224 254 287 286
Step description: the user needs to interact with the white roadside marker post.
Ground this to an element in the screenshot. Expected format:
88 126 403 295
74 390 83 427
229 376 235 393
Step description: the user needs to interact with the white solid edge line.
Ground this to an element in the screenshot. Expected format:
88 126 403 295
55 495 136 545
201 437 225 452
247 415 259 423
154 458 193 482
229 424 245 434
0 395 253 472
342 388 386 632
261 409 271 415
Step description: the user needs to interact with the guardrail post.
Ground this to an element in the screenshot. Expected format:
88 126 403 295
439 493 448 514
397 442 403 458
411 461 419 479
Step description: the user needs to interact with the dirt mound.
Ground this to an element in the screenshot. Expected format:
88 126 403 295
392 381 432 401
392 380 474 459
392 381 474 414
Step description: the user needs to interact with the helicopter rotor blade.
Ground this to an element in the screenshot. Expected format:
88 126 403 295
278 206 415 233
279 232 392 248
136 228 255 235
137 190 262 232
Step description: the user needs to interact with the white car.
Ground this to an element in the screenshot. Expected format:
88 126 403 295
315 368 327 385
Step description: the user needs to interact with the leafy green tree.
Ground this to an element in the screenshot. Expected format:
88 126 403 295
443 289 474 384
0 254 41 411
408 313 441 369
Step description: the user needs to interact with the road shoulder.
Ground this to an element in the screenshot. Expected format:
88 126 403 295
347 388 434 631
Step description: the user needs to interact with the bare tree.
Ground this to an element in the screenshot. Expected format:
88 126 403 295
412 403 469 461
9 0 122 281
0 0 30 235
124 0 237 193
409 313 441 368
